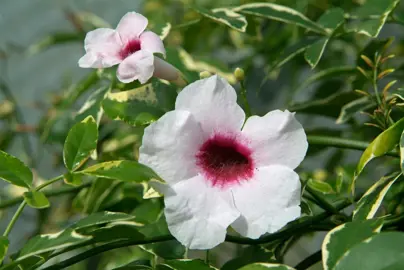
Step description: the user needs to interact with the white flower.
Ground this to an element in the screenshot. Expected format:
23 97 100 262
139 75 308 249
78 12 179 84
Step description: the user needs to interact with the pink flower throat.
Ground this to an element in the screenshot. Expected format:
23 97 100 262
196 134 254 188
119 39 141 59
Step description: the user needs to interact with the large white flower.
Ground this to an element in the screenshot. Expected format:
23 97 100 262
78 12 179 84
139 75 308 249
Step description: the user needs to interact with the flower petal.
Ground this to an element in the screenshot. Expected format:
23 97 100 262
140 31 166 57
175 75 245 135
242 110 308 170
79 28 122 68
231 165 301 238
116 50 154 83
160 174 239 249
116 12 148 44
139 110 205 184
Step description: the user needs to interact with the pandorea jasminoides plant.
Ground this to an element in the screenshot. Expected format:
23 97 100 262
78 12 180 84
139 75 308 249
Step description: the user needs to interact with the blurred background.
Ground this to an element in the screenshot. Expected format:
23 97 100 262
1 0 404 269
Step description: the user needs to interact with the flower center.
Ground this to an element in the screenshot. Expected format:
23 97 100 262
119 39 141 59
196 134 254 188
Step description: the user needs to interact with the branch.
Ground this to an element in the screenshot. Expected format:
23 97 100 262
0 182 92 209
307 135 399 157
39 196 360 270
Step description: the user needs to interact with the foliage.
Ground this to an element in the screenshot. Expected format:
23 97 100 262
1 0 404 269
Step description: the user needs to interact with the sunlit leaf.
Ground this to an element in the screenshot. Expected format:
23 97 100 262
239 263 295 270
63 116 98 172
355 117 404 178
78 160 159 183
194 7 247 32
0 236 9 263
23 191 50 209
347 0 400 37
322 219 383 270
0 151 32 189
334 232 404 270
353 172 401 220
234 3 327 34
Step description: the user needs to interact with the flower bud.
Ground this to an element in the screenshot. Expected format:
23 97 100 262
234 67 245 82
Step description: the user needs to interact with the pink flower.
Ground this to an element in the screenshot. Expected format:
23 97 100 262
139 75 308 249
78 12 179 84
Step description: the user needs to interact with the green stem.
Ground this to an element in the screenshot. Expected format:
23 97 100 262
41 196 361 270
0 182 91 209
372 57 383 107
240 81 252 117
42 235 174 270
2 175 64 237
295 250 322 270
307 135 399 157
2 201 26 237
305 185 344 217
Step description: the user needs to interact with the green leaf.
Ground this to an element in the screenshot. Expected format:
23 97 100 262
288 91 358 118
0 236 9 263
336 96 373 124
271 38 320 70
102 84 166 126
296 66 357 94
234 3 327 34
176 48 236 84
75 86 109 124
322 219 383 270
193 7 247 32
222 246 274 270
159 259 215 270
16 228 91 261
355 117 404 177
304 38 328 68
27 32 84 55
63 172 83 187
307 179 335 194
71 211 134 231
0 151 32 188
239 263 295 270
400 129 404 173
353 173 401 220
304 8 345 68
335 232 404 270
63 116 98 172
347 0 400 37
149 21 171 40
78 161 159 183
23 191 50 209
89 221 144 243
